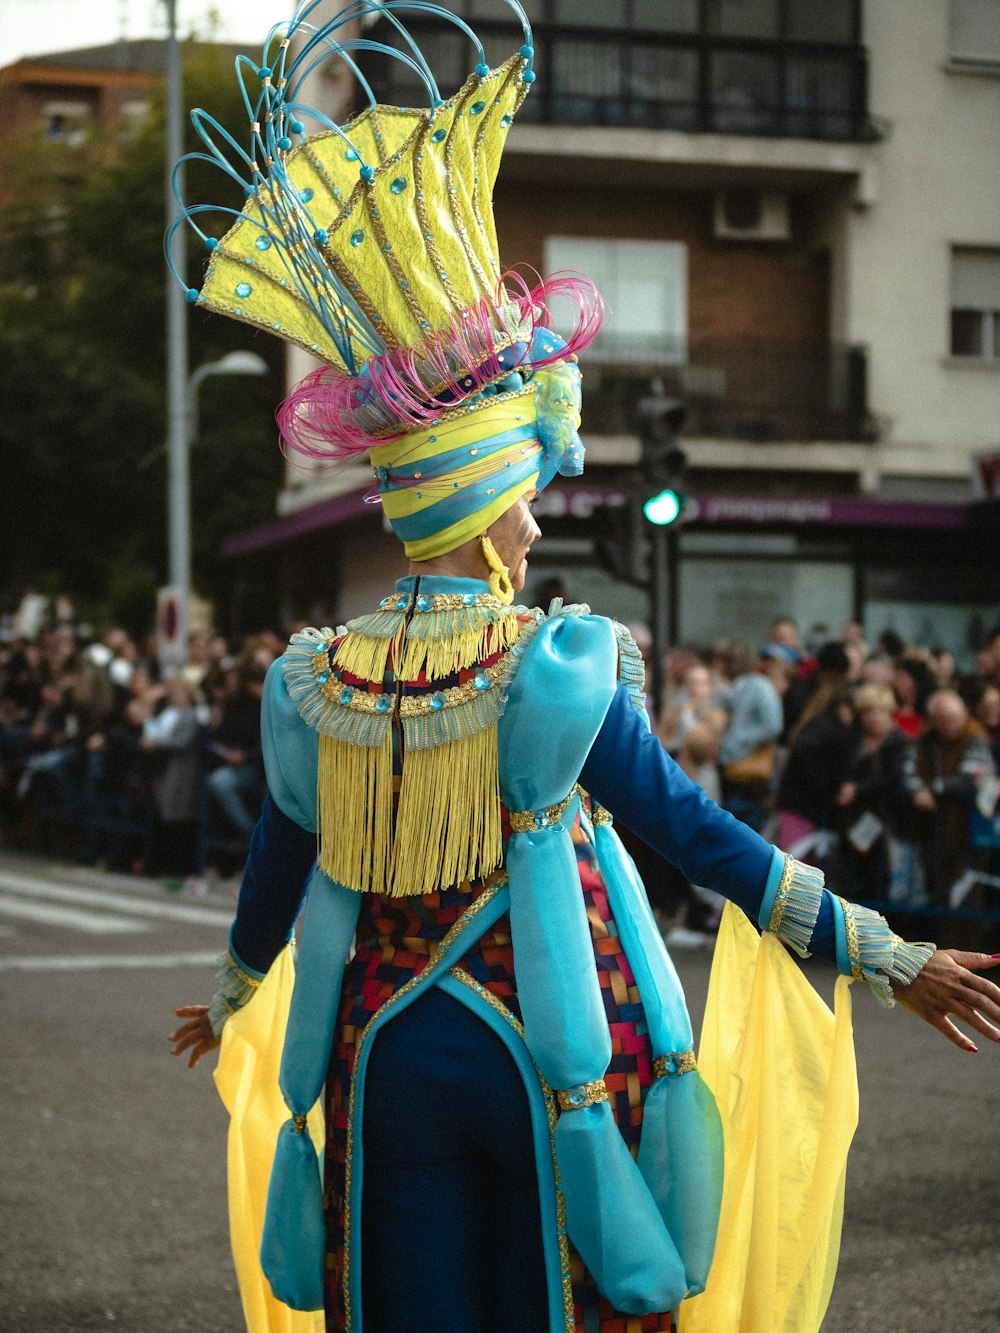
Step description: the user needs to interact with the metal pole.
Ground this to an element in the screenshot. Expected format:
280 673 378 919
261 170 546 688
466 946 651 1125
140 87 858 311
164 0 190 659
650 522 669 722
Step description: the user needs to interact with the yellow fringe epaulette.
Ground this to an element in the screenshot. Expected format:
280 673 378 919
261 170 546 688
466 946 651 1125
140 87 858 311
282 597 545 898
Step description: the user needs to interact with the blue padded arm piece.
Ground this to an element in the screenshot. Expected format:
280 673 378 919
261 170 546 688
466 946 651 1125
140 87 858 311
229 791 317 974
580 685 837 959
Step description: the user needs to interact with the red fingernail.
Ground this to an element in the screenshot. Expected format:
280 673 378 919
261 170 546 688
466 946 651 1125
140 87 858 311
969 1044 979 1053
991 954 1000 959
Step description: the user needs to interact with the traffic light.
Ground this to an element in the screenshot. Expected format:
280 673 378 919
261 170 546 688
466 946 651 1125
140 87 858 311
592 496 649 588
638 395 687 526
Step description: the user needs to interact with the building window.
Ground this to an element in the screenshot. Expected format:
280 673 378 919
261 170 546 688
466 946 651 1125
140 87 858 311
950 0 1000 66
950 248 1000 358
42 100 91 146
543 236 687 363
363 0 867 140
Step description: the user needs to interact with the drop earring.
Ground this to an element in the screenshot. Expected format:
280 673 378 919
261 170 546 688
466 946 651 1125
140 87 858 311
480 534 514 604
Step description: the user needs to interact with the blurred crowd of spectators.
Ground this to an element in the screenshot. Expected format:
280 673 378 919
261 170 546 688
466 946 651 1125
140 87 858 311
641 617 1000 923
0 607 285 888
3 598 999 916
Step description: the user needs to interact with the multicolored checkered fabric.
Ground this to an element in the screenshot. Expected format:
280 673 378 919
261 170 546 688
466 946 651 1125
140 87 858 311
322 813 673 1333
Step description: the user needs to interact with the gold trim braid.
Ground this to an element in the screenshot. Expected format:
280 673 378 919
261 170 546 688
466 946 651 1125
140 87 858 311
556 1079 609 1112
509 786 579 834
652 1050 697 1079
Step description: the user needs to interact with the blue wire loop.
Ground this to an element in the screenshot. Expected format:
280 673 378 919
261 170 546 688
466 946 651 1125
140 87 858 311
165 1 535 367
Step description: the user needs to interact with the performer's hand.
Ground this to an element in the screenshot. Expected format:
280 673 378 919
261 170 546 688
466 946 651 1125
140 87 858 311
893 950 1000 1051
168 1004 220 1068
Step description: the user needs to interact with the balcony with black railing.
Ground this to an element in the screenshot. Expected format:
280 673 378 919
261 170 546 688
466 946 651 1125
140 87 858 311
578 340 873 443
362 14 874 143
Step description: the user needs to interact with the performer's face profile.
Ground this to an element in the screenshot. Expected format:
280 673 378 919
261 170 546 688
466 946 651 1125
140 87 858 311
487 492 541 591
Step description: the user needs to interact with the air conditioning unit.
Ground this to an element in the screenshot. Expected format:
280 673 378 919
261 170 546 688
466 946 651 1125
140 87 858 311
713 189 791 242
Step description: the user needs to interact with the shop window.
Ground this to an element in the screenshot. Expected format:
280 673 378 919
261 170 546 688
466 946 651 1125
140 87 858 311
707 0 779 40
543 236 687 363
950 248 1000 359
950 0 1000 65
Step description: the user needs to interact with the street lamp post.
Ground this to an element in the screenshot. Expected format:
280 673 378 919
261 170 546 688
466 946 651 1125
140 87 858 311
163 0 191 652
157 352 269 674
182 347 270 580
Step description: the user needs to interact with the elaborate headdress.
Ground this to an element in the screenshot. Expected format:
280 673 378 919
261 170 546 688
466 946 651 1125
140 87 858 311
166 0 602 561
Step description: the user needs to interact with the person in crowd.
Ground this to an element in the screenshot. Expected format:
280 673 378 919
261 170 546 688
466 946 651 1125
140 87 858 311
202 662 267 839
804 621 832 657
13 659 83 815
775 682 856 857
913 689 995 902
758 645 797 698
860 654 896 689
788 641 852 738
656 659 721 754
181 631 216 693
972 683 1000 760
767 615 801 660
893 655 937 740
930 646 958 689
716 639 783 834
835 684 919 901
876 628 905 659
658 642 703 719
0 640 45 725
141 676 202 876
841 620 870 659
985 630 1000 688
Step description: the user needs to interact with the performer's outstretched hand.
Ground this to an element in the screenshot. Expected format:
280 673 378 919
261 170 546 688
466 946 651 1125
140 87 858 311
893 951 1000 1051
168 1004 220 1068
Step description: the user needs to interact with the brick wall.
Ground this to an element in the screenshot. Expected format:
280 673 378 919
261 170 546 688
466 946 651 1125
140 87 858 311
494 183 830 344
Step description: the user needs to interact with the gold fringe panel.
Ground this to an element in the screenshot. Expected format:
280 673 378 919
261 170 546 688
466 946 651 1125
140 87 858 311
399 614 522 680
390 725 502 896
317 731 394 895
332 618 407 686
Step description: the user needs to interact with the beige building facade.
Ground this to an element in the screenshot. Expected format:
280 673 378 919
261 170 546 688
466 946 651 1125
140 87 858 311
225 1 999 654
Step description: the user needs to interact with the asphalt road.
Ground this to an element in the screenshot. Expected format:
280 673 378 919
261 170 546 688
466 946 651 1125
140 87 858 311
0 851 997 1332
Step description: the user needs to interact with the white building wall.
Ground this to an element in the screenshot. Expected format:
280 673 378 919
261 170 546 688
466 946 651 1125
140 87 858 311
850 0 1000 477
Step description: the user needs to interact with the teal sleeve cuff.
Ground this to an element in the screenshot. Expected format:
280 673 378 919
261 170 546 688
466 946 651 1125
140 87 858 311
758 852 825 958
207 929 270 1037
757 847 787 932
831 897 936 1008
830 894 850 976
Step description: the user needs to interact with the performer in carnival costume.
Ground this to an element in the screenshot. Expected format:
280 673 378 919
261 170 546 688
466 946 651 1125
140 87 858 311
167 5 1000 1331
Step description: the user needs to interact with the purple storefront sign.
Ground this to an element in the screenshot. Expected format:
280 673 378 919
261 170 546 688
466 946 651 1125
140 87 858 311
222 489 371 558
223 486 967 556
687 494 967 529
531 488 967 530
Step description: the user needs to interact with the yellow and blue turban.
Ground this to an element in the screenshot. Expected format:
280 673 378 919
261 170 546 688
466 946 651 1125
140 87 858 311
370 329 584 560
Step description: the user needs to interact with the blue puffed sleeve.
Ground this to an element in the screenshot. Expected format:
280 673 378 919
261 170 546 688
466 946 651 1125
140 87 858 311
580 684 835 956
260 656 320 832
230 793 317 973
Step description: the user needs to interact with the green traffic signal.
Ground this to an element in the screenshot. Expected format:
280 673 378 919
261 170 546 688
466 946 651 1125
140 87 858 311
643 488 686 525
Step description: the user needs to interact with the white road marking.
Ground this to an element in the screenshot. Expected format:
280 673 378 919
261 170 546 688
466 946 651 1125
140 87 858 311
0 951 219 972
0 873 233 927
0 896 151 934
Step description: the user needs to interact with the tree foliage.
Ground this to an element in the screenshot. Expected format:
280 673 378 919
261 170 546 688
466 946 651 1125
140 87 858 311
0 43 285 634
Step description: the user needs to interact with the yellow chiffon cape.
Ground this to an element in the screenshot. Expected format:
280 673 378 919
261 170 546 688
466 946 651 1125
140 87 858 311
213 905 858 1333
